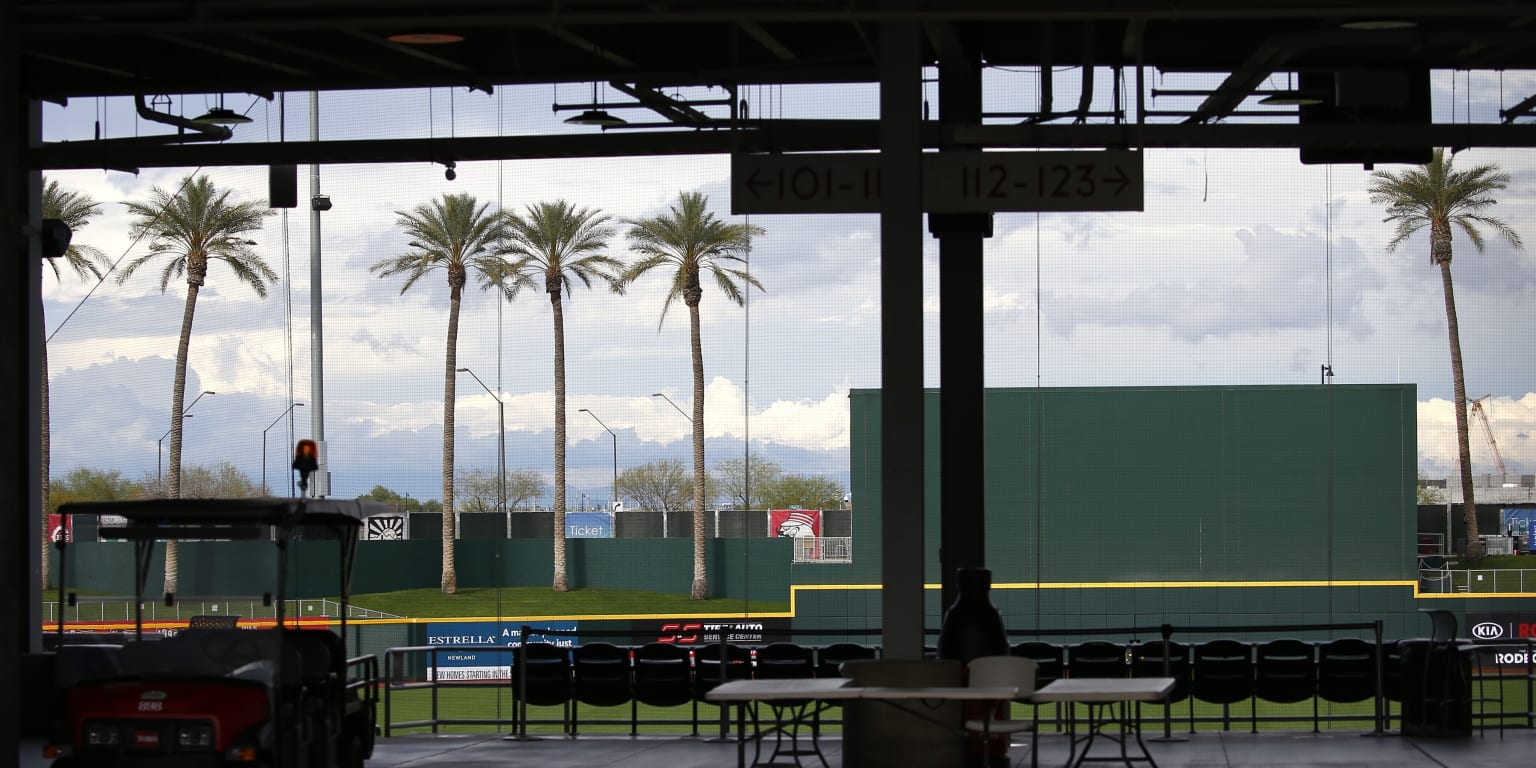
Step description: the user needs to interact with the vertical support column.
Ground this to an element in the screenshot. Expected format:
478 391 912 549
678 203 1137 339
879 15 926 660
3 0 43 749
931 53 991 612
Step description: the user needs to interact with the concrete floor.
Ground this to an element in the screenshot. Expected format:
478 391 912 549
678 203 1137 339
363 728 1536 768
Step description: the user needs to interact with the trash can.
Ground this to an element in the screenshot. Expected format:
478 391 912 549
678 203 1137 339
841 659 965 768
1398 639 1472 737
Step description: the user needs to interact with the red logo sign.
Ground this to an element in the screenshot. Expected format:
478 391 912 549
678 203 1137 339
658 623 701 644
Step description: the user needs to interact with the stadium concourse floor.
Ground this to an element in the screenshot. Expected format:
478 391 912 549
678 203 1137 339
357 729 1536 768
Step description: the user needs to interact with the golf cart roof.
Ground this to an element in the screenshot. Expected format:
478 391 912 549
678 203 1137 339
61 498 385 541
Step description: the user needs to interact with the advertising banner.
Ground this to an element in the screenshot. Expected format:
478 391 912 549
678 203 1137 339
364 515 406 540
627 618 792 646
565 511 613 538
47 513 72 543
770 509 820 538
425 620 577 681
1501 509 1536 548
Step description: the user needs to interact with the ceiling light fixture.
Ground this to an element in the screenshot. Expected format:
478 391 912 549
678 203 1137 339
564 108 628 127
191 106 253 125
192 94 252 125
1258 91 1326 106
1340 19 1418 31
387 32 465 44
564 81 628 127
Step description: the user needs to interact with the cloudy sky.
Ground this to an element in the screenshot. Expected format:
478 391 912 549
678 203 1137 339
38 70 1536 506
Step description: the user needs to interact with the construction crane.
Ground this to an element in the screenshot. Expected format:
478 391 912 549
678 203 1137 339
1469 394 1508 478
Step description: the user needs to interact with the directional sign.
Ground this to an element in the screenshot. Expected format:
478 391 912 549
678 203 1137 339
732 153 884 214
732 150 1144 214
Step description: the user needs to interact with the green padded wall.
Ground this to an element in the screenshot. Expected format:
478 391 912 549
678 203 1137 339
850 384 1417 587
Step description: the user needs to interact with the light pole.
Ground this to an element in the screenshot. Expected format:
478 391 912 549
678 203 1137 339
579 408 617 509
458 368 505 514
262 403 305 496
158 390 214 489
651 392 692 423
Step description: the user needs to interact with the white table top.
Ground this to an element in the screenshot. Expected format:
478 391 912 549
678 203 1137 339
706 677 859 701
704 678 1019 703
1030 677 1176 703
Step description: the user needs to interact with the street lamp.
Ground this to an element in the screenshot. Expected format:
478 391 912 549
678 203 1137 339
157 390 214 488
579 408 617 509
457 368 505 514
651 392 692 423
262 403 305 496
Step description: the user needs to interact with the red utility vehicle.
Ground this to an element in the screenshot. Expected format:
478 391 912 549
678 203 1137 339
46 442 382 768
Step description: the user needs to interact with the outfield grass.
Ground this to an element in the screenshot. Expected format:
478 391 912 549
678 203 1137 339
351 586 790 618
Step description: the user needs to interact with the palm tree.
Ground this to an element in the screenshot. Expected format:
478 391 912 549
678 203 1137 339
623 192 763 599
1368 149 1523 560
120 174 275 595
499 200 623 592
371 193 509 594
40 178 109 588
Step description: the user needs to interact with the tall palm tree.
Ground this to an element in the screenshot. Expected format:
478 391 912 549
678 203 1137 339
1369 149 1523 560
120 174 274 595
500 200 623 592
40 178 109 588
623 192 763 599
371 193 509 594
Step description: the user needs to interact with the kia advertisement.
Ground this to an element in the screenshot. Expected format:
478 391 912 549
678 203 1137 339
1465 612 1536 666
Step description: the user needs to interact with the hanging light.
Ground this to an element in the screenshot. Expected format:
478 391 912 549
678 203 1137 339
192 95 252 125
564 109 627 126
1257 92 1326 106
564 81 627 127
191 107 252 125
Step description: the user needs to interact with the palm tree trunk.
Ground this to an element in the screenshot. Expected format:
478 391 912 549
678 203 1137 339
165 281 201 596
41 309 52 589
441 284 462 594
1438 251 1481 559
688 300 709 600
551 292 570 592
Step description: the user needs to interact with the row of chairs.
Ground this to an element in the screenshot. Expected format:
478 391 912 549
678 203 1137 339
1012 638 1383 733
511 640 878 735
498 636 1509 736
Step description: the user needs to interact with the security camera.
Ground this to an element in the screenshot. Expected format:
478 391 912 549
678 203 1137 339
311 194 332 212
444 167 457 181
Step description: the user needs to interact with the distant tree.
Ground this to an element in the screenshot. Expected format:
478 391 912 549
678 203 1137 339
500 199 624 592
40 178 109 587
618 459 693 512
120 174 274 596
178 462 261 498
455 467 501 512
760 473 846 512
1418 473 1447 505
357 485 429 514
49 468 140 511
1369 149 1523 559
711 453 782 510
623 192 763 599
505 468 548 512
371 192 509 594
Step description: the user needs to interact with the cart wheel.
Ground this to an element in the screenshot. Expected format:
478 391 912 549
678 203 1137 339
340 733 365 768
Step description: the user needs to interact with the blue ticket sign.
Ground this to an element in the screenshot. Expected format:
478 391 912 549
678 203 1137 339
566 511 613 538
425 620 577 681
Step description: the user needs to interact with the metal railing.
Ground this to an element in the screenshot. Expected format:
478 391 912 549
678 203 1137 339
1418 569 1536 594
41 596 402 624
793 536 852 563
